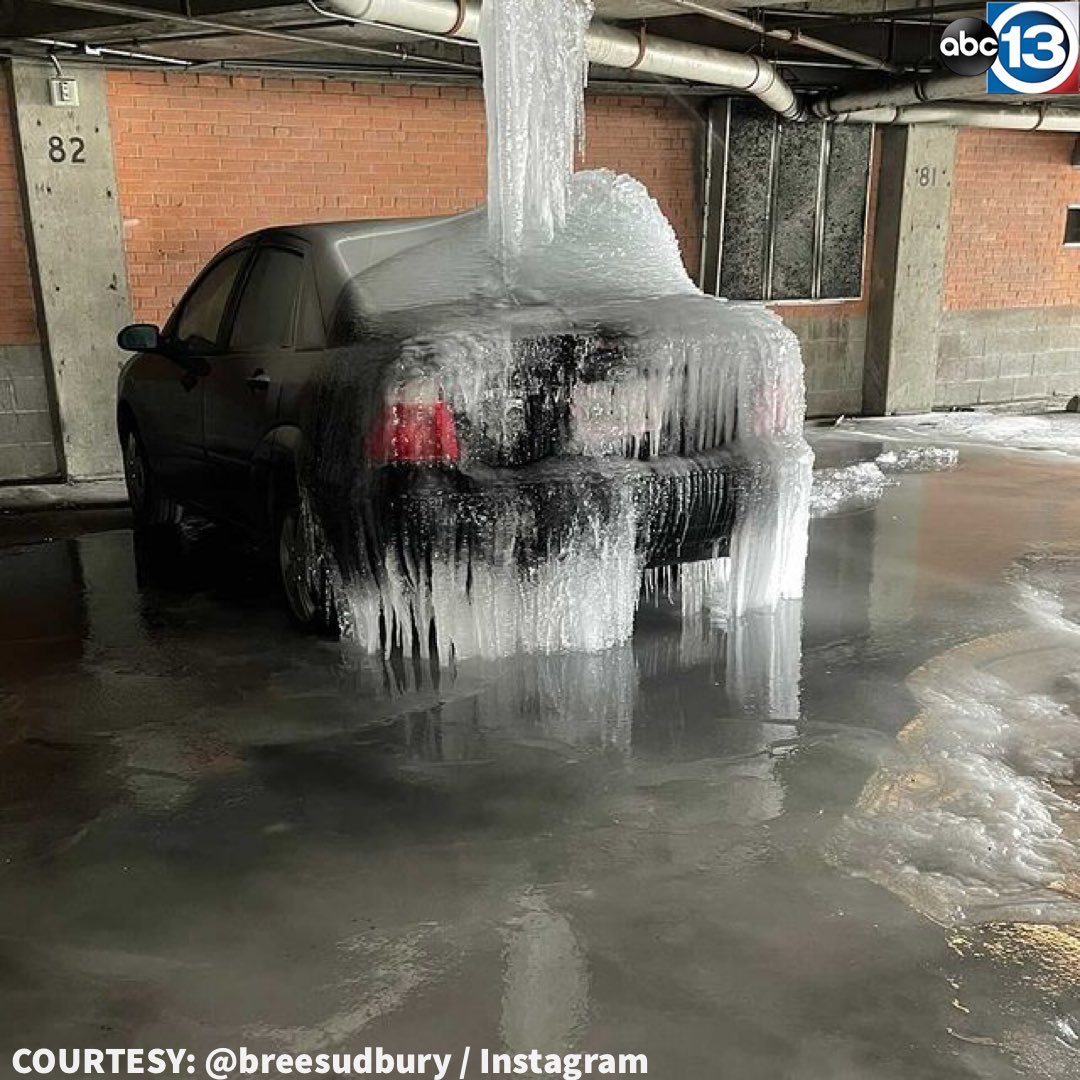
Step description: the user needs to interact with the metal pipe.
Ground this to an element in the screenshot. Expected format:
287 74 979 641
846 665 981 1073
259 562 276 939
814 75 986 116
831 102 1080 130
29 0 1080 133
310 1 1080 130
304 0 478 49
663 0 900 73
28 34 192 65
25 0 481 72
324 0 805 117
759 3 973 28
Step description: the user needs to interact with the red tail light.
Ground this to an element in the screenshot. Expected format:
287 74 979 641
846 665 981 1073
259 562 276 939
368 386 460 465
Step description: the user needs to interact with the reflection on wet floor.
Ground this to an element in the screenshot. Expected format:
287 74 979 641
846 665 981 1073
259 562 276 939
2 443 1080 1078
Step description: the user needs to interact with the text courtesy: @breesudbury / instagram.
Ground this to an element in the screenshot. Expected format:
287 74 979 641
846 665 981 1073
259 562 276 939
11 1046 651 1079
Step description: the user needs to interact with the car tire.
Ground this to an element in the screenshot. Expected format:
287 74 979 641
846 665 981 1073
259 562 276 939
276 495 340 638
122 426 182 531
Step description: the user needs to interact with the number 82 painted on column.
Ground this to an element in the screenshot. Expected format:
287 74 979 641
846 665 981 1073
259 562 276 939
47 135 86 164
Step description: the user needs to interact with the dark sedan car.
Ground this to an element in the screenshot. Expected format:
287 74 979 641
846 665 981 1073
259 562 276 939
117 211 762 641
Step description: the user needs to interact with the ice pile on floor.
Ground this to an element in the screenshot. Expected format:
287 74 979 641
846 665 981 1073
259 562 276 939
810 446 958 518
810 461 889 518
302 0 812 658
875 445 959 473
831 557 1080 926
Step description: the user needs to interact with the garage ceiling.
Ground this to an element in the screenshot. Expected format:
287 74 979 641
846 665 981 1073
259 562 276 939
0 1 1022 99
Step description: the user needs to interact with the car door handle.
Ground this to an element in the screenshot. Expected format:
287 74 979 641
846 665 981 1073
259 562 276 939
245 370 270 391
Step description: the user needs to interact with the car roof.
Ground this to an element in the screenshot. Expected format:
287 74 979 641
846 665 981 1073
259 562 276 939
242 212 465 258
235 211 482 302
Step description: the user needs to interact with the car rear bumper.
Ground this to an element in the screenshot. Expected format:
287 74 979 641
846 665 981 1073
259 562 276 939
378 450 741 569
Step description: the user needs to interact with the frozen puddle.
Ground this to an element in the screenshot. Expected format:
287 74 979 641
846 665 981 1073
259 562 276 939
810 445 958 518
831 555 1080 926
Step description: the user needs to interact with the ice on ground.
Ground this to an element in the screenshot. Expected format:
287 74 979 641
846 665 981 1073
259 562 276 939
810 446 958 518
810 461 888 518
831 557 1080 926
301 0 813 658
838 410 1080 457
875 445 959 473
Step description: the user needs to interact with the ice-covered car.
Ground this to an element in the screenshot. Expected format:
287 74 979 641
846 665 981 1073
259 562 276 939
117 171 810 654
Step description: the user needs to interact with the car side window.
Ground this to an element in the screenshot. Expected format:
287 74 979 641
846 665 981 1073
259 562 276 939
295 272 326 351
228 248 305 352
174 249 248 352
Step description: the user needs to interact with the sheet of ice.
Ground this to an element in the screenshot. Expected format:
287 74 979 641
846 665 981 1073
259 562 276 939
839 411 1080 456
831 558 1080 926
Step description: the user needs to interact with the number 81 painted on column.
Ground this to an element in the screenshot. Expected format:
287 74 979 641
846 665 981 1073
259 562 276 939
987 1 1080 94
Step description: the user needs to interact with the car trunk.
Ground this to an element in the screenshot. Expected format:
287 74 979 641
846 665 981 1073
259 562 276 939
436 315 742 471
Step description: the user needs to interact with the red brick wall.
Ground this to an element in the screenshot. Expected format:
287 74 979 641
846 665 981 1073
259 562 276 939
106 72 700 326
945 129 1080 310
0 75 39 345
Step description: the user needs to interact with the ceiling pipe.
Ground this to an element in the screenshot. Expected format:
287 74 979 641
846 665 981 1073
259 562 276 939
663 0 901 73
830 102 1080 130
25 0 480 71
27 34 192 65
322 0 804 117
305 0 478 50
26 0 1080 133
759 3 973 28
813 75 986 116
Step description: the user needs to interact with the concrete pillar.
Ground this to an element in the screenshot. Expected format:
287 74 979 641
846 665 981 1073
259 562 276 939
863 125 956 415
8 60 130 479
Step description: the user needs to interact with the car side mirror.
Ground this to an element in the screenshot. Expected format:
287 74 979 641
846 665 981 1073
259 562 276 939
117 323 161 352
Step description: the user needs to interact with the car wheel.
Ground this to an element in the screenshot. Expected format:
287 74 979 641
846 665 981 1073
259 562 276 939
122 428 181 530
276 498 340 637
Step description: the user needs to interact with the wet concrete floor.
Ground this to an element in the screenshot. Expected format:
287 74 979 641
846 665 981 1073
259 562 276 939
2 441 1080 1079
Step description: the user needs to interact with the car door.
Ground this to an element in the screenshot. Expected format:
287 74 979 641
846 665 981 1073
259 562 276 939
136 246 251 506
202 243 308 523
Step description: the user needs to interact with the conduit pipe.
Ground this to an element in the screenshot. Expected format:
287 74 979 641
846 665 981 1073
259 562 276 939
323 0 804 117
29 0 1080 132
322 0 1080 130
830 102 1080 130
813 75 986 116
663 0 900 73
28 0 480 71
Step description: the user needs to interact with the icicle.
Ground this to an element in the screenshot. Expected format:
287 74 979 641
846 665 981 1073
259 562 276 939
479 0 594 268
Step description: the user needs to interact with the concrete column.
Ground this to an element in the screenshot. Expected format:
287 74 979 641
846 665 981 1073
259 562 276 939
8 60 130 479
863 125 956 415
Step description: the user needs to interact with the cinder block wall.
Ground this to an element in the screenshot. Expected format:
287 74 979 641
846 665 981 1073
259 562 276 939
107 72 701 327
937 130 1080 407
0 73 58 482
770 303 868 418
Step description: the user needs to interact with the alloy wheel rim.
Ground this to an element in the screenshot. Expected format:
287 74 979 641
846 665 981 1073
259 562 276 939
124 433 147 512
279 508 318 623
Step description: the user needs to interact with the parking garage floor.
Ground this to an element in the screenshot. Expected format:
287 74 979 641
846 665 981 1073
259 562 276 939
2 435 1080 1080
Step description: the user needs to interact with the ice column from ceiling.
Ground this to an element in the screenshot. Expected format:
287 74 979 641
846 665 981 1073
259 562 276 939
479 0 594 268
